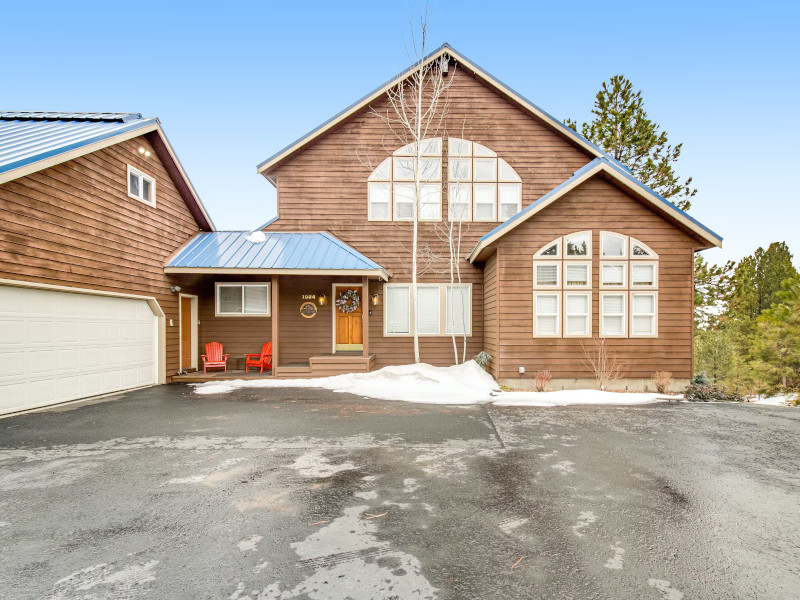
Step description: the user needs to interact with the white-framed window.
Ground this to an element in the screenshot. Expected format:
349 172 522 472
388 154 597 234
383 283 472 336
127 164 156 206
564 262 591 288
448 183 472 221
368 139 443 222
600 231 627 258
385 285 411 334
631 292 658 337
532 231 659 339
416 285 441 335
630 262 657 288
368 182 391 221
445 284 472 335
215 283 271 316
534 261 560 288
534 292 561 337
564 292 591 337
600 262 627 288
630 238 658 259
600 293 626 337
473 183 496 221
564 231 591 258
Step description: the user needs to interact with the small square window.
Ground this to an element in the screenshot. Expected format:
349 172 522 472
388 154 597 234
473 183 496 221
601 233 626 257
601 263 627 287
565 232 590 257
535 263 560 287
127 165 156 206
565 263 590 287
474 158 497 181
631 263 656 287
449 158 471 181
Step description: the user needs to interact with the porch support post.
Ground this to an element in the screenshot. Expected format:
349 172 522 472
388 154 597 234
362 276 369 358
272 275 279 373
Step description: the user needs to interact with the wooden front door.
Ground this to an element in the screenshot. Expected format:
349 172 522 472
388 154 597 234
180 296 193 369
335 285 363 351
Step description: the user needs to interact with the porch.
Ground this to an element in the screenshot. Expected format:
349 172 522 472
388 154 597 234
165 230 390 382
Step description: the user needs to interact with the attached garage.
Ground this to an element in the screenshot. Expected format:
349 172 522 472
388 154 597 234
0 282 165 416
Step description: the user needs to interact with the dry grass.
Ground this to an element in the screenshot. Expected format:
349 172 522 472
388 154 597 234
580 339 625 390
652 371 674 394
534 370 552 392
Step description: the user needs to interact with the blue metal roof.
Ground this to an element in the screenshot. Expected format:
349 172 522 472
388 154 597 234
256 43 628 174
470 157 722 259
0 111 160 177
166 231 389 278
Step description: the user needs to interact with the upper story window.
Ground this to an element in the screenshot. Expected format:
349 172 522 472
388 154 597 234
127 164 156 206
367 137 522 223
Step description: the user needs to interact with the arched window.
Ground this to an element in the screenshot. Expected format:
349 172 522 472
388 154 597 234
532 231 659 339
367 137 522 223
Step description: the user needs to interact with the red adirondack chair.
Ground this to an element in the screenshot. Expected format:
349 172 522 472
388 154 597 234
201 342 228 373
245 342 273 374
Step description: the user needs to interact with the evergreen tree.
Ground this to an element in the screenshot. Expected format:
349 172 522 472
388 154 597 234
695 328 734 381
728 242 797 324
750 279 800 393
565 75 696 211
694 254 734 330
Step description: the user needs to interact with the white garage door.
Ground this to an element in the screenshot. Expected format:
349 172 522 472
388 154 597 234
0 284 158 416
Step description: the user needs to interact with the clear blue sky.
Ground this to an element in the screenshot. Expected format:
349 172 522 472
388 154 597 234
3 0 797 267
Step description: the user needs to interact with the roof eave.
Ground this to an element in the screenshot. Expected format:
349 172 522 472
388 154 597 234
164 266 390 281
256 43 618 176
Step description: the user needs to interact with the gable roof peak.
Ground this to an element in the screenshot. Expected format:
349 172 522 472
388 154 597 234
256 44 625 177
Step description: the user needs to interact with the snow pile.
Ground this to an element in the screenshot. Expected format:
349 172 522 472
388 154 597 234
245 230 267 243
194 360 500 404
492 389 679 407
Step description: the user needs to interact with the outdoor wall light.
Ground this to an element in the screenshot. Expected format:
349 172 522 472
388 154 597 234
371 293 380 306
318 294 327 306
170 285 182 293
138 146 151 157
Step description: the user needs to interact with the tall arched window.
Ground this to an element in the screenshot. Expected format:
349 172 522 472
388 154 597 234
532 231 659 339
367 137 522 222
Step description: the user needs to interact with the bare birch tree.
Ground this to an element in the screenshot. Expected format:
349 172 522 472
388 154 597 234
369 19 454 363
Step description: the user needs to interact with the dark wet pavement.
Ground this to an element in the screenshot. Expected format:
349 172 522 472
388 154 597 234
1 384 798 599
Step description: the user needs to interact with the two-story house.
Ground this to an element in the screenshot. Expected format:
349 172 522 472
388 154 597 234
164 44 721 389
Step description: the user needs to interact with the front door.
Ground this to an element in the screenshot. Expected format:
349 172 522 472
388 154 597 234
334 285 363 351
180 296 194 370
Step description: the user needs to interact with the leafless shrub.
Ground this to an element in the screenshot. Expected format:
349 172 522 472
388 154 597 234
535 370 552 392
652 371 674 394
581 339 625 390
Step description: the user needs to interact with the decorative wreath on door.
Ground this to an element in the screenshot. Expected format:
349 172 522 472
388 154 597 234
335 289 360 313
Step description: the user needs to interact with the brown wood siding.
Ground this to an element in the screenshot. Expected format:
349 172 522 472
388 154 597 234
196 276 272 366
495 176 697 380
482 251 500 378
0 135 204 378
266 69 593 367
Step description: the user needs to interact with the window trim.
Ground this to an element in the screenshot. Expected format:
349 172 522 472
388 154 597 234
448 182 472 222
534 238 562 259
563 261 592 289
367 182 392 221
564 231 592 259
630 291 658 338
383 282 472 337
600 231 627 259
630 261 658 289
127 164 156 207
215 282 271 317
629 237 659 260
600 292 627 338
563 292 592 338
534 261 561 289
600 261 628 289
418 183 442 222
472 182 497 222
533 292 561 338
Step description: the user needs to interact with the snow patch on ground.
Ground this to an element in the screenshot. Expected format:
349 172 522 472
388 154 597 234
648 579 684 600
493 389 680 407
47 560 158 599
237 535 263 552
604 542 625 569
194 361 499 404
572 511 597 537
552 461 575 474
748 394 797 406
288 450 356 478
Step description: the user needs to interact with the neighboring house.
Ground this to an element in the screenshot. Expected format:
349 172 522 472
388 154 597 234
0 112 213 415
165 44 721 389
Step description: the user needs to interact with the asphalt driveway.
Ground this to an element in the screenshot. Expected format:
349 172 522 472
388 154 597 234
1 384 798 599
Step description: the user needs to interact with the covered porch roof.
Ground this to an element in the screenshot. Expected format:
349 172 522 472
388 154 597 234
165 231 389 280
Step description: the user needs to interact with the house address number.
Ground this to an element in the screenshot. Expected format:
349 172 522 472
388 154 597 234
301 294 316 300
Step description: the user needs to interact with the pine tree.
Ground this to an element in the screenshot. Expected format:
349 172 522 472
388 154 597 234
694 254 734 330
728 242 798 324
750 279 800 393
565 75 696 211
